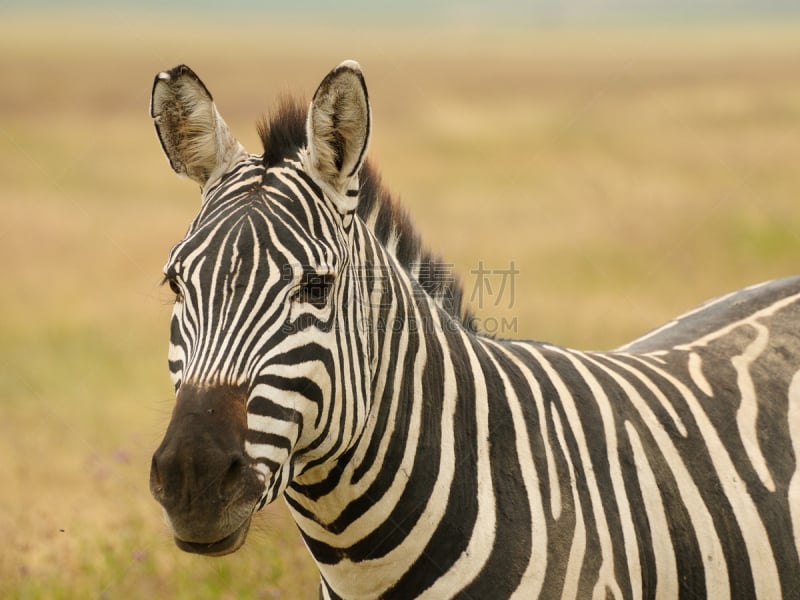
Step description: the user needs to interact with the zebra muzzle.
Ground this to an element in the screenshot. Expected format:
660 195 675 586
150 383 262 555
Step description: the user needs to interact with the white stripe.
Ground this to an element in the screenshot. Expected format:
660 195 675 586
732 322 776 492
420 331 496 598
511 343 562 519
624 421 677 598
688 352 713 398
550 406 585 600
183 254 208 383
484 340 547 598
245 439 288 464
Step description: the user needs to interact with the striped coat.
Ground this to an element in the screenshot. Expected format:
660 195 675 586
148 61 800 599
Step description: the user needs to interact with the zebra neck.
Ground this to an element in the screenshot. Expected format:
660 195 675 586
284 231 505 595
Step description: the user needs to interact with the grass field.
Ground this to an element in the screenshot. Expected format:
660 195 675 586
2 12 800 599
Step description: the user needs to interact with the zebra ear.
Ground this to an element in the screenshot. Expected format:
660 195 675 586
304 60 371 213
150 65 245 189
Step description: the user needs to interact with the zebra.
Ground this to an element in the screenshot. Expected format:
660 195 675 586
148 60 800 599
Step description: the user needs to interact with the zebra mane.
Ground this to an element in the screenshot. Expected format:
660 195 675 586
257 98 477 332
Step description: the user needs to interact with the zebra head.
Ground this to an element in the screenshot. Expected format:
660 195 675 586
149 61 372 555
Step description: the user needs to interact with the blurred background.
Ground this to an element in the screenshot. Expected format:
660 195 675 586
2 1 799 598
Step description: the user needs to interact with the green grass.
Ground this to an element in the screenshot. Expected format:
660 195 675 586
2 13 800 598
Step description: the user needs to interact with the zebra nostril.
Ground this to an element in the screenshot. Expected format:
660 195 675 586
150 454 164 499
220 453 245 499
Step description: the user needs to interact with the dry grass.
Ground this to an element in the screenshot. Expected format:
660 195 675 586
1 12 800 598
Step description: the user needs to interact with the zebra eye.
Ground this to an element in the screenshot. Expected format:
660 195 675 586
294 273 334 309
163 275 183 302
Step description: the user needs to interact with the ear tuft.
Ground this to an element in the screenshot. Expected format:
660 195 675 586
305 60 371 213
150 65 244 190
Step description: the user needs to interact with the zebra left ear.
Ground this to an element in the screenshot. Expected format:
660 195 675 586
150 64 245 191
304 60 371 213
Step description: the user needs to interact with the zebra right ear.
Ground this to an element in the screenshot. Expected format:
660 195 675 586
304 60 371 213
150 65 245 190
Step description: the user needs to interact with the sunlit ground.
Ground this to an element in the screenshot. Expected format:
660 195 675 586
1 13 799 598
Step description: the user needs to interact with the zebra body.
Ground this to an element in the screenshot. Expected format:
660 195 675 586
148 62 800 598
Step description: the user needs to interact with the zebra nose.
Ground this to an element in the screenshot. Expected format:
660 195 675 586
148 384 265 552
149 440 246 511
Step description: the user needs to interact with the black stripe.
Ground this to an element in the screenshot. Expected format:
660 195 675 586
246 430 292 451
248 396 302 424
384 325 478 596
458 340 531 597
